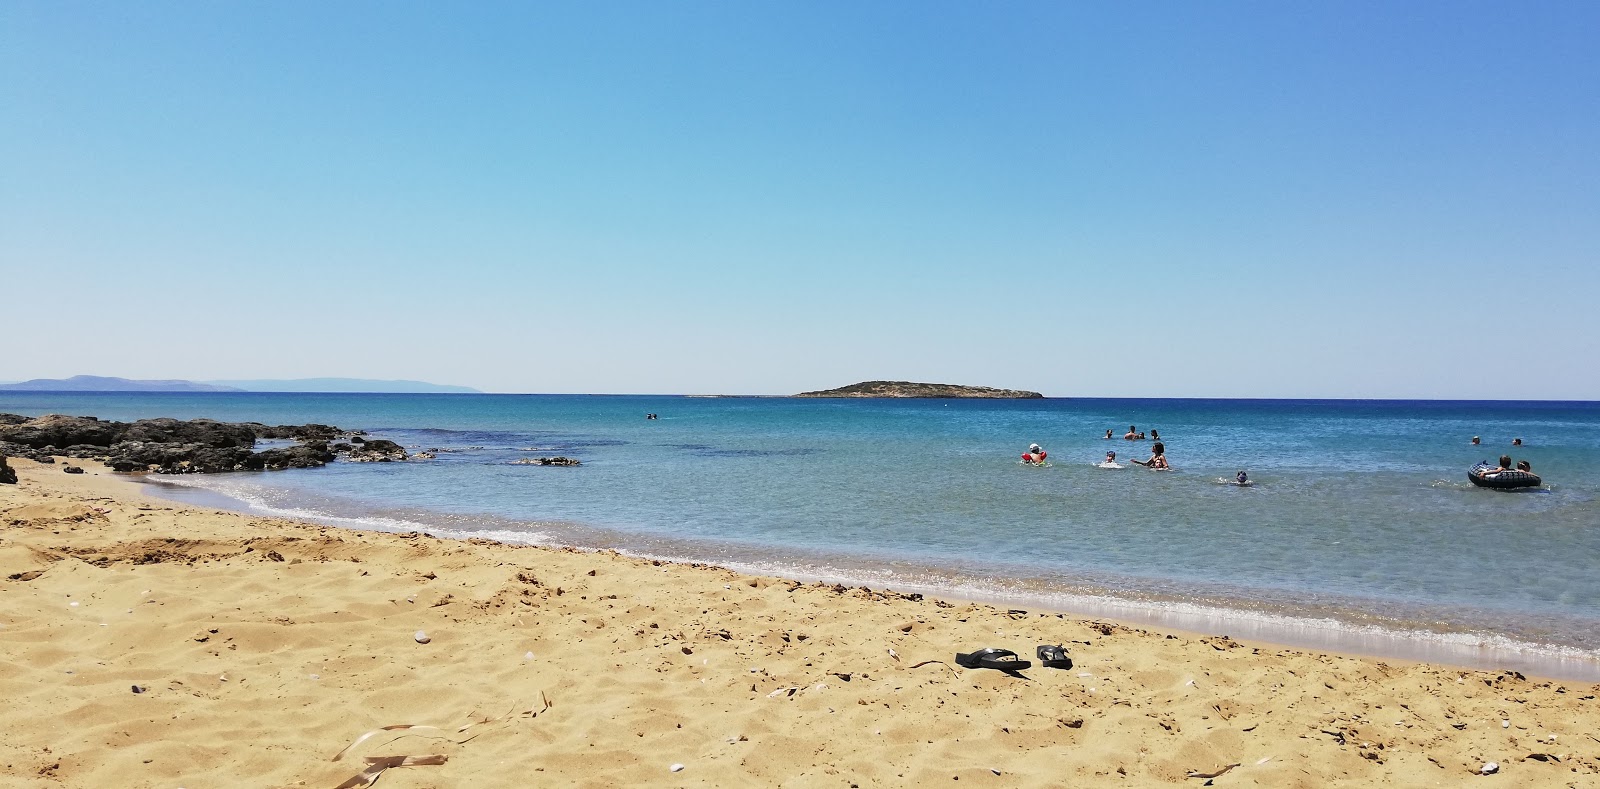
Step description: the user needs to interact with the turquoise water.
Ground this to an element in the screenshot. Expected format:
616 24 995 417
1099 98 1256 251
5 392 1599 679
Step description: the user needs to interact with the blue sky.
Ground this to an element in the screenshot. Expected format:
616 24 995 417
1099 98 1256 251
3 1 1596 397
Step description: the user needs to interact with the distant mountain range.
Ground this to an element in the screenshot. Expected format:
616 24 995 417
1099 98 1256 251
0 375 481 394
206 378 481 393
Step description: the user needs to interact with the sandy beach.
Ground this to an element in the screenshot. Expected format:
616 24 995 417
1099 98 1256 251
2 458 1596 788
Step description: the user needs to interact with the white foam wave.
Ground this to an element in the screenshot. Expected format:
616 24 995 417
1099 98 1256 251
142 476 559 545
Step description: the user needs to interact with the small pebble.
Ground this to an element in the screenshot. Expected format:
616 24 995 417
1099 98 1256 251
131 685 144 694
670 763 685 773
70 601 80 607
524 651 534 660
1480 761 1499 775
309 674 320 680
1501 719 1510 728
414 630 431 644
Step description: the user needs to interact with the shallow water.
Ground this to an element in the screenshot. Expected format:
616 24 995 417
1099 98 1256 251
6 392 1598 679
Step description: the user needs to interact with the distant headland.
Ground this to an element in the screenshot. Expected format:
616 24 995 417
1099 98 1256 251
793 381 1044 399
0 375 481 394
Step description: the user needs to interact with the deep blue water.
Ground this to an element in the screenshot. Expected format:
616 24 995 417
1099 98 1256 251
5 392 1598 679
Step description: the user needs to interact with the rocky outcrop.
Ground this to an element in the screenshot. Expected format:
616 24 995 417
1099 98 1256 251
0 413 429 473
0 414 129 448
0 414 374 474
251 423 344 442
338 439 407 463
793 381 1044 399
0 455 16 484
511 457 581 466
247 442 337 471
104 443 256 474
0 441 56 463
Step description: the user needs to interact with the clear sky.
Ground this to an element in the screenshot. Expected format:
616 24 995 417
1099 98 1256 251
4 1 1597 397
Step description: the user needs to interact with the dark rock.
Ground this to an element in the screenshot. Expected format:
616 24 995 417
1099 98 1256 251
63 465 84 474
246 442 336 470
248 423 343 442
0 414 29 426
0 455 16 484
0 414 129 449
124 418 256 448
339 438 407 462
511 456 582 466
0 441 56 463
104 442 253 474
330 442 354 452
351 436 366 444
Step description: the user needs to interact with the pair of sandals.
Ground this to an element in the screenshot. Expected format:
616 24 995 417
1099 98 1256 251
955 645 1072 671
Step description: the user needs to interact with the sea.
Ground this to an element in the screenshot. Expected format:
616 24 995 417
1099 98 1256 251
4 392 1598 681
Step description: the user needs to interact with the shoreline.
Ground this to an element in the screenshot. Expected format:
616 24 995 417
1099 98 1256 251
5 457 1599 785
136 471 1600 683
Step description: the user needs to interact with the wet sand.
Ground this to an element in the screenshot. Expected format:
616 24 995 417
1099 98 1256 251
2 458 1596 787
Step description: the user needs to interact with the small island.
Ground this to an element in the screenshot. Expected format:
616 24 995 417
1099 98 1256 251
793 381 1044 399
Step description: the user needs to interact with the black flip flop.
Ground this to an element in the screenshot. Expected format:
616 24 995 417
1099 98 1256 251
954 648 1032 671
1036 644 1072 669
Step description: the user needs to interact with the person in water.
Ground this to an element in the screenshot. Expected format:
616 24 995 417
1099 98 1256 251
1136 442 1169 469
1471 436 1481 445
1236 470 1249 484
1150 429 1161 441
1022 443 1047 465
1104 451 1117 464
1512 438 1523 446
1516 460 1533 472
1124 425 1138 440
1104 429 1114 439
1479 455 1515 476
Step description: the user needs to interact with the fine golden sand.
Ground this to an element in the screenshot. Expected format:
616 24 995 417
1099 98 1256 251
2 458 1596 788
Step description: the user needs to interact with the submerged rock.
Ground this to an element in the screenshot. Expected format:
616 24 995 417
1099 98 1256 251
511 456 582 466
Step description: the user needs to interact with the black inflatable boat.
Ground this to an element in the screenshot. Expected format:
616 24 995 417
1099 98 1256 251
1468 462 1541 490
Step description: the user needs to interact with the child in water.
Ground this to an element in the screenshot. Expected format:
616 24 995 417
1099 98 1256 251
1022 443 1047 465
1236 470 1249 484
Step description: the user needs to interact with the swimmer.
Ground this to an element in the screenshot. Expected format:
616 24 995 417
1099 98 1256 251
1021 443 1048 465
1104 429 1114 439
1236 470 1249 484
1516 460 1532 472
1471 436 1481 445
1150 429 1160 441
1512 438 1523 446
1132 441 1169 469
1124 425 1138 440
1105 451 1117 463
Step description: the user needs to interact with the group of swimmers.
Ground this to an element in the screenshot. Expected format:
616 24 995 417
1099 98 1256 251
1470 436 1523 447
1104 425 1160 442
1468 436 1534 478
1023 436 1169 469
